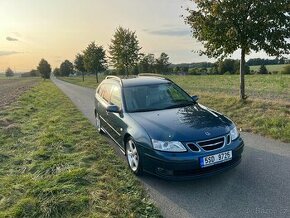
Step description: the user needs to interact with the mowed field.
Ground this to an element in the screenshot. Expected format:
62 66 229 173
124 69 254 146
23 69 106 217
59 74 290 142
0 79 160 217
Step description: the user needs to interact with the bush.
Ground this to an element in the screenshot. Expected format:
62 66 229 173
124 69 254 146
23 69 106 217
281 65 290 74
258 65 268 74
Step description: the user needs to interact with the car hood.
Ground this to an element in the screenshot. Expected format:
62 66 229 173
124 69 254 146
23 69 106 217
129 104 232 142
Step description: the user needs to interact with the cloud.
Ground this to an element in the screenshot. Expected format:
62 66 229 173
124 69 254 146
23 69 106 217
12 32 21 37
0 51 20 56
6 36 18 41
144 27 191 37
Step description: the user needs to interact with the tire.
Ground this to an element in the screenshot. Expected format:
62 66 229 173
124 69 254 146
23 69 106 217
95 113 103 134
126 137 143 175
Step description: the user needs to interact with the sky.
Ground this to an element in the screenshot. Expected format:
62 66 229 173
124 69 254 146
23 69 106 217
0 0 288 72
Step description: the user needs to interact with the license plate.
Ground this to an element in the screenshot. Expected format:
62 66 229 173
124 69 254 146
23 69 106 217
200 151 232 168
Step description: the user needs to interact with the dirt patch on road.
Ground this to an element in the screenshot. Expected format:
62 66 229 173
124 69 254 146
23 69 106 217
0 78 39 108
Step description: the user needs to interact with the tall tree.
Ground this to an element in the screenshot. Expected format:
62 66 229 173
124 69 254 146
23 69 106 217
53 68 61 76
83 42 107 83
155 53 171 74
139 53 155 73
109 27 141 77
74 53 86 82
5 67 14 77
60 60 74 77
37 59 51 80
185 0 290 100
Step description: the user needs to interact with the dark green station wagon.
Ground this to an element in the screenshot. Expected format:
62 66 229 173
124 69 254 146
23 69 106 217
94 75 244 180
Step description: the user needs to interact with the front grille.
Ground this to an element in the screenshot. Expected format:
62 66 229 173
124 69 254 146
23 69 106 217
197 137 225 151
187 143 200 152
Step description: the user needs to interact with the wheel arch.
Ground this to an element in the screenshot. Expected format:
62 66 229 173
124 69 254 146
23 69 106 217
123 133 132 155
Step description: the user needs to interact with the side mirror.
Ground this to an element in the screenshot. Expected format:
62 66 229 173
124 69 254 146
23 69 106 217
106 105 121 113
191 95 199 102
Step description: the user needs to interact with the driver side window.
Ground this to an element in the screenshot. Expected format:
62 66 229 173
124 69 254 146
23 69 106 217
110 85 122 108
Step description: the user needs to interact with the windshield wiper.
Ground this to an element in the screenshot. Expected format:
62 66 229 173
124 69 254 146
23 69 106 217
130 108 161 113
163 101 194 110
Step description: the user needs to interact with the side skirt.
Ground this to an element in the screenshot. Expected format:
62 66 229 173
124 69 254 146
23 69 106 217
101 127 126 155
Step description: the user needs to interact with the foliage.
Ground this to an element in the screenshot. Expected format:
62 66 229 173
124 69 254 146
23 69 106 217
60 60 74 77
185 0 290 99
247 58 286 66
259 65 268 74
138 53 156 73
21 69 40 77
282 65 290 74
5 68 14 77
155 52 171 74
83 42 107 82
53 68 61 76
74 53 85 73
218 59 250 74
37 59 51 80
109 27 141 76
74 53 86 81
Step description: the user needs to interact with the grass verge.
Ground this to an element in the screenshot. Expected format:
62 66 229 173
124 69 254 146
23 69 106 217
58 75 290 143
198 94 290 142
0 81 160 217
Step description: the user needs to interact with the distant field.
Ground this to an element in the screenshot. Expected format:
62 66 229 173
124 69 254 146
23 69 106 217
249 64 289 73
0 77 40 108
59 74 290 142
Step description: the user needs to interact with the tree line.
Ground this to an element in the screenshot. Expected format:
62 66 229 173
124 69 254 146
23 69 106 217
27 0 290 100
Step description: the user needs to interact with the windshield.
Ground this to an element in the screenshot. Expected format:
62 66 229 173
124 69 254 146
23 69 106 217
123 83 194 112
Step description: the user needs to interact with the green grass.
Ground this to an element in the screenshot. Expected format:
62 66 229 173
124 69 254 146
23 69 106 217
59 74 290 142
58 75 105 89
0 81 160 217
250 64 289 73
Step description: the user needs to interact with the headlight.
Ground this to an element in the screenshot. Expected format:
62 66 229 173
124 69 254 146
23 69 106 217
230 126 239 141
151 139 187 152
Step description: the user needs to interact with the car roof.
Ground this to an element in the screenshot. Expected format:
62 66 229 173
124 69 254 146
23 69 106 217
104 76 171 88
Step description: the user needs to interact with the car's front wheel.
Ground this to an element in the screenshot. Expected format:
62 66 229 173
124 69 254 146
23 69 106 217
126 137 142 175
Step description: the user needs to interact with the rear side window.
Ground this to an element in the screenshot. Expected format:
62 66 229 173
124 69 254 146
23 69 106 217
98 83 113 103
110 85 122 108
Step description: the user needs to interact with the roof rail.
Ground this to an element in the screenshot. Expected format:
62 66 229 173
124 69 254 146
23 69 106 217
138 73 173 82
105 76 123 85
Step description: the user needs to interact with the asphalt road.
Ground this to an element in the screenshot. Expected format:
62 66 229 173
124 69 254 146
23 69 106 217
52 77 290 218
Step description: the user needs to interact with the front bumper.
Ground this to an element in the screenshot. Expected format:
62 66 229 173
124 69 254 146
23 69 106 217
139 137 244 180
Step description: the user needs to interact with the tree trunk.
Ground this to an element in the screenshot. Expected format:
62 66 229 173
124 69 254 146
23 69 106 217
95 68 99 83
240 49 246 100
82 71 84 82
125 65 128 78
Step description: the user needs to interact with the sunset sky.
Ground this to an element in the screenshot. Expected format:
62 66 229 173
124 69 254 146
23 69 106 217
0 0 288 72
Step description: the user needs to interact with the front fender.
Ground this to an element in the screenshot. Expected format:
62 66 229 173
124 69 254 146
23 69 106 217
123 113 152 150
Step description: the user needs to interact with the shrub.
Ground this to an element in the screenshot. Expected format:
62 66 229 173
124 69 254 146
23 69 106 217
281 65 290 74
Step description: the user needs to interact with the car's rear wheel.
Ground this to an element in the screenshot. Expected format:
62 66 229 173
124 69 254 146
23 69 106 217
126 137 142 175
95 113 103 134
